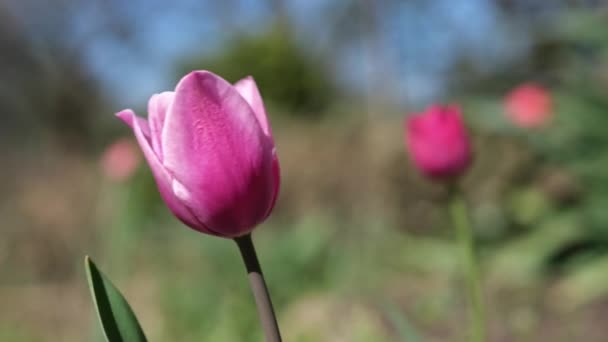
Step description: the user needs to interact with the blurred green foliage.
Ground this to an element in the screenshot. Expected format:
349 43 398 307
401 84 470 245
457 11 608 300
5 2 608 341
179 27 336 118
92 13 608 337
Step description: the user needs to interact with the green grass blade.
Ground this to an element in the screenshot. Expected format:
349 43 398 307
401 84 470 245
85 256 147 342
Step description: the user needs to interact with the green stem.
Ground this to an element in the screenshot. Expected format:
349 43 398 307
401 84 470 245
234 234 282 342
449 188 486 342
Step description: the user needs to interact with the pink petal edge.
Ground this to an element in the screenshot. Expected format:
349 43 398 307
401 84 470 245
233 76 273 140
115 109 219 236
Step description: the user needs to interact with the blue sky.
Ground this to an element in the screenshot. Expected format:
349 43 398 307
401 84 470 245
70 0 527 108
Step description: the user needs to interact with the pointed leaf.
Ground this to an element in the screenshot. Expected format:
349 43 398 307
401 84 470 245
85 256 147 342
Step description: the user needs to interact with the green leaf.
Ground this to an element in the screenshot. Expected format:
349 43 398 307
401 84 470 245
85 256 147 342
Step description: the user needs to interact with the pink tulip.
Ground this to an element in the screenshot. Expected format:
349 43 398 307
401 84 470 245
405 105 473 180
504 82 552 128
100 138 141 182
116 71 280 238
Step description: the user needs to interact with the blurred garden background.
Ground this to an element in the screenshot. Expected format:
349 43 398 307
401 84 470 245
2 0 608 340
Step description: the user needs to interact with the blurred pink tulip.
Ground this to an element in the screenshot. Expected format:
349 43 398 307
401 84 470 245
405 105 473 180
504 82 552 128
101 138 141 182
116 71 280 237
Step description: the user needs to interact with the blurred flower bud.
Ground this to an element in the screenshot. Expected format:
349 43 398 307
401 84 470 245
504 82 552 128
405 105 473 180
100 138 141 182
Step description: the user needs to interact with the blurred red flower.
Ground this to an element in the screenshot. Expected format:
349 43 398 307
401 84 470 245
100 138 141 182
405 105 473 181
504 82 552 128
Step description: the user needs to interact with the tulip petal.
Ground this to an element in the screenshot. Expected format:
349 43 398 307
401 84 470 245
147 92 174 160
234 76 280 221
263 151 281 220
115 109 218 236
161 71 275 236
233 76 273 140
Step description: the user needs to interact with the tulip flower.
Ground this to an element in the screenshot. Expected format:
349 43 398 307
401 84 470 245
100 138 141 182
405 105 473 180
116 70 280 238
116 70 282 341
504 82 552 128
405 104 485 342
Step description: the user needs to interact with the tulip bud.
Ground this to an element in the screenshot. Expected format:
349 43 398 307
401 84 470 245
405 105 473 180
504 82 552 128
116 71 280 237
100 138 141 182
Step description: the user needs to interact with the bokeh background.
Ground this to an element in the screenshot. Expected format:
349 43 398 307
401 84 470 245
2 0 608 341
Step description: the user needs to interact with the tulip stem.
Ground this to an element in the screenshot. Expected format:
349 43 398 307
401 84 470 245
448 187 486 342
234 234 282 342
